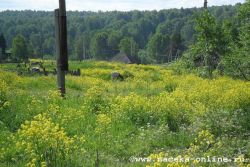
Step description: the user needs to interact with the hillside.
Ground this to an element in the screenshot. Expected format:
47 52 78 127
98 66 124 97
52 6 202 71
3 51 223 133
0 5 240 60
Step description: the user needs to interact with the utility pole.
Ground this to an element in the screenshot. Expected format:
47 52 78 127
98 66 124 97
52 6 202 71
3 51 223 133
130 39 133 57
83 39 86 60
55 0 68 96
204 0 208 9
175 49 180 60
168 48 172 63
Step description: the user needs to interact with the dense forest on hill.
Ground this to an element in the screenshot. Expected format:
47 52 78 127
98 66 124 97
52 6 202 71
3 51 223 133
0 4 240 61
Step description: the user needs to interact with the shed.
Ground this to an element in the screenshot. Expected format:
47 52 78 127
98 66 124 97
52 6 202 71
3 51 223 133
5 50 11 58
111 52 132 64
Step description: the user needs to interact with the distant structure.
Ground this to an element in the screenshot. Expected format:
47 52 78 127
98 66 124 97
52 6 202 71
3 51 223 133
5 50 12 58
112 52 132 64
204 0 208 9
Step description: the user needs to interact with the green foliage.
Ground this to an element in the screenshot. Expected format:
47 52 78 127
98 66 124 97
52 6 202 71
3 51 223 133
0 60 249 166
107 31 122 55
119 37 139 62
29 33 43 58
179 1 249 80
90 32 110 60
74 36 84 61
0 5 238 62
170 32 184 55
220 0 250 80
0 34 7 61
192 11 219 77
0 34 6 54
12 34 28 62
138 49 155 64
147 33 170 63
185 9 231 78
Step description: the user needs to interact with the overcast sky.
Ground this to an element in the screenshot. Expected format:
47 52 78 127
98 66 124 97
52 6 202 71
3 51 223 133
0 0 246 11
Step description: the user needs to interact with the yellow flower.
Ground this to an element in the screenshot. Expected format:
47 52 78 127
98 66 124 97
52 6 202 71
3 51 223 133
41 161 47 167
15 113 81 166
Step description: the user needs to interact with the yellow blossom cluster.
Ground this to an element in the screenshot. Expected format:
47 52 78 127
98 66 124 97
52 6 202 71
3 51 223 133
0 80 8 110
147 130 250 167
15 113 77 166
0 61 249 166
95 114 112 134
47 90 63 102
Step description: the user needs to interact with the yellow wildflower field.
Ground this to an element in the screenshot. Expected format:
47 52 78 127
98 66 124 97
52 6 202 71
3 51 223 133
0 61 249 166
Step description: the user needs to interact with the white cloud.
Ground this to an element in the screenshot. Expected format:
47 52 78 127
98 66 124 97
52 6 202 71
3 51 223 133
0 0 246 11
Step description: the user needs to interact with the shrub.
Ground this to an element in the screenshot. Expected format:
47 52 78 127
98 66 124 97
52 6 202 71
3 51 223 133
12 114 85 167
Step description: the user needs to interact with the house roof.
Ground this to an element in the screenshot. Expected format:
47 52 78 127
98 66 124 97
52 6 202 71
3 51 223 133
5 50 11 54
111 52 132 64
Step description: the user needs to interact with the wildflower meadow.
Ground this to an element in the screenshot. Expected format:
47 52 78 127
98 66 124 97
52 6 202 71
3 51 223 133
0 61 249 167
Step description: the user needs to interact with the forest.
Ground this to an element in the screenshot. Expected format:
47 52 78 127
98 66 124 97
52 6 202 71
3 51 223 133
0 4 240 61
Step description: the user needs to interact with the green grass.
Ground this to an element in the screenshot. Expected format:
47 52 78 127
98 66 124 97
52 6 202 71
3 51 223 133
0 60 249 167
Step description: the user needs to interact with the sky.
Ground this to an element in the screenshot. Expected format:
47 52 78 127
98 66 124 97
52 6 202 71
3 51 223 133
0 0 246 12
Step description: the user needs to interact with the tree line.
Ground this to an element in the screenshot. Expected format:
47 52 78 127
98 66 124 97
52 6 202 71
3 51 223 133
0 4 240 63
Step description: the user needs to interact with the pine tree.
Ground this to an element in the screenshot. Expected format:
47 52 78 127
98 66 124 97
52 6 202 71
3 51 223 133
0 34 6 55
12 35 29 62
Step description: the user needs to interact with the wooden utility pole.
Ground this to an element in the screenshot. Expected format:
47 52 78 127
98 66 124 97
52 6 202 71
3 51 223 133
55 0 68 96
130 39 133 58
204 0 208 9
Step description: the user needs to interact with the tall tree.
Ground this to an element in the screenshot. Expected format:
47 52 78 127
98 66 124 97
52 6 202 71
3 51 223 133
90 32 110 60
119 37 139 62
107 31 122 56
82 32 91 60
74 37 84 61
0 34 7 57
12 34 28 62
138 49 155 64
170 32 183 60
147 33 170 63
222 0 250 80
29 33 43 58
191 10 222 77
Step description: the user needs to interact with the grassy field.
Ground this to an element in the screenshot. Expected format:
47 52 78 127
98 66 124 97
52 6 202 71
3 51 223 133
0 60 249 167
